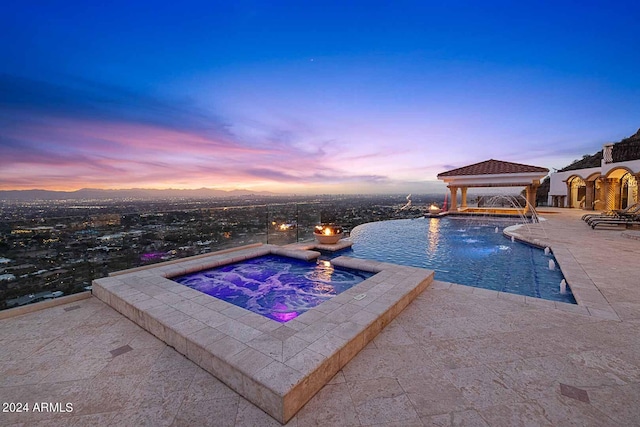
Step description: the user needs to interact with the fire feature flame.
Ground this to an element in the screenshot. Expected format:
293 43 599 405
314 224 343 244
314 224 342 236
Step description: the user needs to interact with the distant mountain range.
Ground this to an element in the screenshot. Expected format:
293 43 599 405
0 188 279 201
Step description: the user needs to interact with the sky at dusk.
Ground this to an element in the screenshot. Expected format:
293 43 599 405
1 1 639 194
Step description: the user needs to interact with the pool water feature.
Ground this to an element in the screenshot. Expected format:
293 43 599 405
346 217 575 304
172 254 373 322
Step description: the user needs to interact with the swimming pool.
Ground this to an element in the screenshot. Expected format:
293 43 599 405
172 254 373 322
344 217 575 304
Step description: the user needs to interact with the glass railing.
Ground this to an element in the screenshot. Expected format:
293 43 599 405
0 202 322 309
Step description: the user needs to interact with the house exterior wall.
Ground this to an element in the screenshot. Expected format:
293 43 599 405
548 158 640 207
602 159 640 177
549 167 600 197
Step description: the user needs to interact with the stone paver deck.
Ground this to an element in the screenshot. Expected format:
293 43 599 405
1 209 639 426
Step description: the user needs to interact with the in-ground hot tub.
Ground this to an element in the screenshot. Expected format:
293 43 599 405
172 254 374 322
92 244 433 423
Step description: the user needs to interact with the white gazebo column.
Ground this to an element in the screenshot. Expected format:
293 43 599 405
448 186 458 211
524 182 539 214
460 187 468 209
524 185 532 213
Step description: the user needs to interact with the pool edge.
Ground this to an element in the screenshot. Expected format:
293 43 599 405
503 224 620 321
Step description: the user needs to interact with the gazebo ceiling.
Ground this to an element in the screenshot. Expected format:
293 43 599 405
437 159 549 187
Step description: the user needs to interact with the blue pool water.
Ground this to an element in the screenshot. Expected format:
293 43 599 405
173 255 373 322
343 217 575 304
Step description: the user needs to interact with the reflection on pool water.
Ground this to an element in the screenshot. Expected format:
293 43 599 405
344 217 576 304
172 254 373 322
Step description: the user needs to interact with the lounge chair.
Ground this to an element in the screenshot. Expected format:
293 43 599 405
587 209 640 227
590 212 640 229
582 202 640 221
585 203 640 226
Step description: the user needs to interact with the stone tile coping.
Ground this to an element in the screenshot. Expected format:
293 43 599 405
433 281 619 320
0 291 92 320
92 243 433 423
108 243 265 276
284 238 353 252
503 225 620 321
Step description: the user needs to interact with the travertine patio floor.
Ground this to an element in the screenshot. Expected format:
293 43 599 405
1 209 639 426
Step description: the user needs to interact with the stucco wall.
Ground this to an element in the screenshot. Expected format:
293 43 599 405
602 159 640 177
548 159 640 206
549 167 600 197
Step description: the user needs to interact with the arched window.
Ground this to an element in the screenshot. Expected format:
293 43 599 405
568 176 586 208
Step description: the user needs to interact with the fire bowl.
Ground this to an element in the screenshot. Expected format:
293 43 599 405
427 204 442 215
314 225 343 244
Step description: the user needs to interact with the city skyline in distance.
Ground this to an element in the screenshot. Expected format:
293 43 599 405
2 2 639 193
0 183 451 201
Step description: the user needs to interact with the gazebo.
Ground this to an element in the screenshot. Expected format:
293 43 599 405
437 159 549 213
